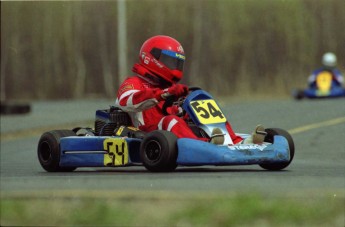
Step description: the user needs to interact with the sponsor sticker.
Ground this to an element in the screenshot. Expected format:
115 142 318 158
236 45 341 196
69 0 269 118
177 45 184 53
144 56 150 64
228 144 268 151
120 84 134 93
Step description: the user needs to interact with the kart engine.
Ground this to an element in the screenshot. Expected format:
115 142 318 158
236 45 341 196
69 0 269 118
95 107 132 136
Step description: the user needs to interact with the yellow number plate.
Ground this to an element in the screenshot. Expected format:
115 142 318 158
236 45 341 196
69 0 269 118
190 99 226 124
316 71 332 94
103 138 129 166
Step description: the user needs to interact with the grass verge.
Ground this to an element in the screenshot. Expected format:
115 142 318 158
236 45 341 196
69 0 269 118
1 191 344 226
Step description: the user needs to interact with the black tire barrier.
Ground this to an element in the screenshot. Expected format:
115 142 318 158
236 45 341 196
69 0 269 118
1 102 31 115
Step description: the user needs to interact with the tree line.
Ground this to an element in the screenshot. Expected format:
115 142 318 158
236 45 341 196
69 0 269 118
1 0 344 100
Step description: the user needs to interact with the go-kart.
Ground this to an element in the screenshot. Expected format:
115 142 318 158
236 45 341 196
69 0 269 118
37 88 295 172
293 70 345 100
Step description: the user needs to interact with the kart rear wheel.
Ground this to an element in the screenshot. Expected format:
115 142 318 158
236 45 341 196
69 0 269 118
140 130 178 172
259 128 295 171
38 130 77 172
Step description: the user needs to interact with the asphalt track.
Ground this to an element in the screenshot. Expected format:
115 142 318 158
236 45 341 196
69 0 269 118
1 97 344 198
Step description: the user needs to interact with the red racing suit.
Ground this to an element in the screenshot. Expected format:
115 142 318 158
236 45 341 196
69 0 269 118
115 66 243 144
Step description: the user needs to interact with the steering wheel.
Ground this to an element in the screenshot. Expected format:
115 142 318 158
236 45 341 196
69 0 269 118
161 86 202 116
188 86 202 92
161 95 178 116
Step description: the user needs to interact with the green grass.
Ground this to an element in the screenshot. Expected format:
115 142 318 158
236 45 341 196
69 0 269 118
1 192 343 226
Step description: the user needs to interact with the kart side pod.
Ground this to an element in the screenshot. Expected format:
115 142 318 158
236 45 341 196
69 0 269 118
59 136 142 168
176 135 290 166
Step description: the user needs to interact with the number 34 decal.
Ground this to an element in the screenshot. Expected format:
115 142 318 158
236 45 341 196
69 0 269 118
190 100 226 124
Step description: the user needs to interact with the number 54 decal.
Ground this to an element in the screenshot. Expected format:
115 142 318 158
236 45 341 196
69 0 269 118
103 138 129 166
190 100 226 124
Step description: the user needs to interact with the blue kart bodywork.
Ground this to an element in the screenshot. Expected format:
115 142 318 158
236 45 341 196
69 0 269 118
176 137 289 166
38 89 294 172
301 86 345 99
58 135 290 168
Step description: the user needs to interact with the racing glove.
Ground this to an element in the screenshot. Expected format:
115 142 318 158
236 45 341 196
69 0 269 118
165 84 189 98
166 105 184 116
154 84 189 101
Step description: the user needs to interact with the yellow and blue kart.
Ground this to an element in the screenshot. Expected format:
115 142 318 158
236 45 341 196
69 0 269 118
293 70 345 100
37 89 295 172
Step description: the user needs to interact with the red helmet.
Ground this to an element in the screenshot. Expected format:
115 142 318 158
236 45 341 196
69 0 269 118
139 35 185 84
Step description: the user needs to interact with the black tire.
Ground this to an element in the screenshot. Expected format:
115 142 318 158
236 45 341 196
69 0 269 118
293 89 304 100
259 128 295 171
140 130 178 172
37 130 77 172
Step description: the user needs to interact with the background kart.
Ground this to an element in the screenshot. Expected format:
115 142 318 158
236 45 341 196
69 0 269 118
293 70 345 100
38 88 295 172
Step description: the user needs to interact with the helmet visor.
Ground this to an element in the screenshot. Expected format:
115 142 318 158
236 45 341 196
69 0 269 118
160 50 185 71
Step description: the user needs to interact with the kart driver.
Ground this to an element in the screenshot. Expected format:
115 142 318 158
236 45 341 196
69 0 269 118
115 35 265 145
308 52 344 88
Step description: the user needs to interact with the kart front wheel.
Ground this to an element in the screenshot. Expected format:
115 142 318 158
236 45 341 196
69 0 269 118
259 128 295 171
140 130 178 172
38 130 77 172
